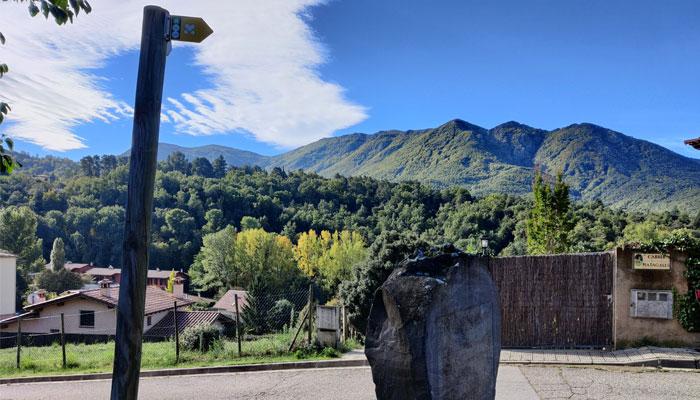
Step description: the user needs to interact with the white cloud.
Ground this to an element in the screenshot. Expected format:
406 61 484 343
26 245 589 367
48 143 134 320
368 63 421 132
0 0 367 151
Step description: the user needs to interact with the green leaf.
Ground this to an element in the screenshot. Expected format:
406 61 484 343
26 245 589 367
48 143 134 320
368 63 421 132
41 0 50 19
29 2 41 17
1 154 13 174
80 0 91 14
69 0 79 15
52 0 70 10
49 4 69 25
0 103 10 114
5 137 13 151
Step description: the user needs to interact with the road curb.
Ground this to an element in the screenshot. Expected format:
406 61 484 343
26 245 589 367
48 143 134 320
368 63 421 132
502 359 700 369
2 357 696 385
0 358 370 385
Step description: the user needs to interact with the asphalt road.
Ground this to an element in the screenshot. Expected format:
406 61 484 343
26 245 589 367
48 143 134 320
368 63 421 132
1 365 699 399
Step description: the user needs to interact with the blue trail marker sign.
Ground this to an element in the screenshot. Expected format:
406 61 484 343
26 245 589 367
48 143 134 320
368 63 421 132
170 15 213 43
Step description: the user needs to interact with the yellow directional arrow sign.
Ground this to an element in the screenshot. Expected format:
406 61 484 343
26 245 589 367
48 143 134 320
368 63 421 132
170 15 213 43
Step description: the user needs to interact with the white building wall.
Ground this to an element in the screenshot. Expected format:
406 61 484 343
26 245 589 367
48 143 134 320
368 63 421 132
0 255 17 317
0 298 174 336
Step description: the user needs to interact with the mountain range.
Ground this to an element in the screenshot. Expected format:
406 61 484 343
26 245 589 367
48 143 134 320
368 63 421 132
23 119 700 211
147 120 700 211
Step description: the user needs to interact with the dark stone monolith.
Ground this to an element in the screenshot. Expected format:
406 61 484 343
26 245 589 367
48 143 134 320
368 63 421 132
365 246 501 400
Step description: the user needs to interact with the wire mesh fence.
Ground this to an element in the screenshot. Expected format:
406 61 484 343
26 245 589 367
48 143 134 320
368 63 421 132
0 284 351 377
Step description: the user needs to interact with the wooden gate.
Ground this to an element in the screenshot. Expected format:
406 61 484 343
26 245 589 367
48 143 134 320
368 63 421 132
488 252 613 348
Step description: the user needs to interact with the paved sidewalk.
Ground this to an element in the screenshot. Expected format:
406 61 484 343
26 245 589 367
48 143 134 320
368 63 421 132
500 346 700 367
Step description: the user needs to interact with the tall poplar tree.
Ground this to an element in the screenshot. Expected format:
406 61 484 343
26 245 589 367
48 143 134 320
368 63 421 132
526 171 573 254
50 237 65 272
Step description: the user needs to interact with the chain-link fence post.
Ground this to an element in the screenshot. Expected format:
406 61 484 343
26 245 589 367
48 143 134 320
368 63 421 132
341 306 347 343
234 293 242 357
307 283 313 346
17 318 22 369
61 313 67 369
173 301 179 364
15 318 21 369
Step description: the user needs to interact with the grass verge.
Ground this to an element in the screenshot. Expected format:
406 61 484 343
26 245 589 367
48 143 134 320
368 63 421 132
0 333 361 378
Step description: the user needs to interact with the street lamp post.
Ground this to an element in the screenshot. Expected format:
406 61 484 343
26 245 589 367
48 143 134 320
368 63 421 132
480 237 490 257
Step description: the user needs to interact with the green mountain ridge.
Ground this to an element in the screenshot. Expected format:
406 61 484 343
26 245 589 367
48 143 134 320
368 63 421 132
17 119 700 211
124 143 270 168
265 119 700 211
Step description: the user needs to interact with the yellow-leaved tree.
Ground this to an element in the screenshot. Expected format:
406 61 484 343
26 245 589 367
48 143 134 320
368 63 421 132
190 227 298 294
294 230 367 294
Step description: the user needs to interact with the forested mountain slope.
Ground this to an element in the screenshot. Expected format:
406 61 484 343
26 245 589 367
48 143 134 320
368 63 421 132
267 120 700 211
13 119 700 212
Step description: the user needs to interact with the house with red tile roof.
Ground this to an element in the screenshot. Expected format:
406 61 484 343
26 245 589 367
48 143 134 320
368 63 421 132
44 262 93 274
146 310 235 340
0 281 195 343
42 262 187 290
212 289 249 317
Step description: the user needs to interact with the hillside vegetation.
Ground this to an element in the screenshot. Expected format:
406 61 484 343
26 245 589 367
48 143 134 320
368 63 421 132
14 119 700 212
268 120 700 211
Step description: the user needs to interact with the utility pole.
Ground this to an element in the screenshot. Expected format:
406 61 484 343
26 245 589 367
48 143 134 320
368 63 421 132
111 6 212 400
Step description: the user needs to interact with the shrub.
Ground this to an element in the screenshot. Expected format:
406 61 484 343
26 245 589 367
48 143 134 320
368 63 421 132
267 299 294 332
320 347 340 358
181 324 221 352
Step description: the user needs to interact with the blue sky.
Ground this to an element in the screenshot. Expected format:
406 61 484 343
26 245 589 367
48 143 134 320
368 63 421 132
4 0 699 159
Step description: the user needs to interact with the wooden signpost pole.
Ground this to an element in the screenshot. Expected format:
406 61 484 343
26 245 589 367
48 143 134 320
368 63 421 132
110 6 212 399
111 6 169 400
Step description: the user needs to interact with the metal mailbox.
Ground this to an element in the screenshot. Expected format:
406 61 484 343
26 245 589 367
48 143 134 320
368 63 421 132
630 289 673 319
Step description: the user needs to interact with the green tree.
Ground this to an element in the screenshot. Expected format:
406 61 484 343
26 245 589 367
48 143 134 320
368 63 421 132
203 209 225 235
191 157 214 178
166 269 176 293
294 230 367 294
189 226 238 293
35 268 83 294
0 206 44 272
49 237 65 272
621 220 671 245
100 155 118 174
163 152 190 174
241 276 271 335
526 172 574 254
240 215 262 230
190 227 299 294
212 155 227 178
339 231 429 333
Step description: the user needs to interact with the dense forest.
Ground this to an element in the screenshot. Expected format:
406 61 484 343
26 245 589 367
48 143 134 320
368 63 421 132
1 151 699 327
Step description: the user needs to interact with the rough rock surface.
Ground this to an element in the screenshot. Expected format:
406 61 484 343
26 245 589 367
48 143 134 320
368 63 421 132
365 247 501 400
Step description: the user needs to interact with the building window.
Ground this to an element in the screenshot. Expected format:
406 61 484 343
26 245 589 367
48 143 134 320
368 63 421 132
147 316 152 326
80 310 95 328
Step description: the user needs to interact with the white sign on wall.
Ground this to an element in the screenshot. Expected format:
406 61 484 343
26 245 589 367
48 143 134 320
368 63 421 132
633 253 671 270
630 289 673 319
